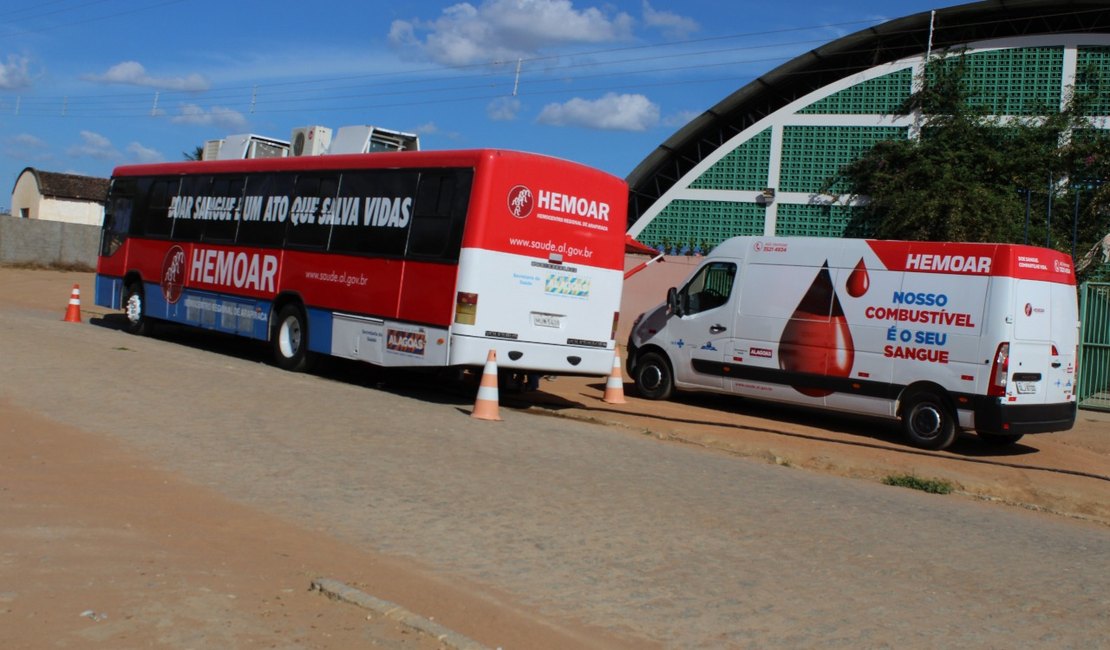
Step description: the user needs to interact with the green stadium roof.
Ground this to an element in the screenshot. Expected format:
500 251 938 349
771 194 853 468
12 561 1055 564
626 0 1110 229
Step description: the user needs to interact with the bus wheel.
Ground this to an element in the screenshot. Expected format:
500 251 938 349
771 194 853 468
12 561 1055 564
634 352 673 400
979 432 1024 446
273 304 312 372
901 391 957 450
123 283 151 336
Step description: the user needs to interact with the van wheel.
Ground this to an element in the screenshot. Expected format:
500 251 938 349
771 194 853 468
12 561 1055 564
634 352 673 400
901 391 957 450
273 304 313 372
979 432 1024 446
123 283 152 336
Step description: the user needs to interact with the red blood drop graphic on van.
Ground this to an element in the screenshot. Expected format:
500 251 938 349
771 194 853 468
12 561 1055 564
847 258 870 297
778 262 854 397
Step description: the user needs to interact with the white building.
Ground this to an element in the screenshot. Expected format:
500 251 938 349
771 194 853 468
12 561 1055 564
11 168 109 226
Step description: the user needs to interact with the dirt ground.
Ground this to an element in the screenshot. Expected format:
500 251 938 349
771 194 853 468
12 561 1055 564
0 269 651 650
532 376 1110 527
1 267 1108 648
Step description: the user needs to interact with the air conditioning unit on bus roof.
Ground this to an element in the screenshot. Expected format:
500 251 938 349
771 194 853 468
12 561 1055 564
201 139 224 161
290 125 332 156
215 134 290 160
329 125 419 154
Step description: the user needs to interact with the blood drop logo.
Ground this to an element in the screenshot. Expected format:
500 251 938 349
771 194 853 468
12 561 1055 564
507 185 534 219
161 245 186 304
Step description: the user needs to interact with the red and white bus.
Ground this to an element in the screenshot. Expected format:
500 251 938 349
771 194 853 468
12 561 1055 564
95 149 627 375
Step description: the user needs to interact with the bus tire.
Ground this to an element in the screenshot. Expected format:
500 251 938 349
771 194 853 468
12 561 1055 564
633 351 674 400
900 390 957 450
273 304 312 372
123 282 152 336
979 432 1024 446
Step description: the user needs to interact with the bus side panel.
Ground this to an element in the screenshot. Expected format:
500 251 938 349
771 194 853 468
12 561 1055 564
277 251 404 320
95 275 124 310
94 236 128 309
397 260 459 327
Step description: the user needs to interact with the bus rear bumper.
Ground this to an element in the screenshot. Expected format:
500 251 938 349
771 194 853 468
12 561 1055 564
450 334 614 376
972 398 1078 435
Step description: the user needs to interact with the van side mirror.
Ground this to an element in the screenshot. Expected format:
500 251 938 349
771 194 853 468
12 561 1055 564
667 287 684 317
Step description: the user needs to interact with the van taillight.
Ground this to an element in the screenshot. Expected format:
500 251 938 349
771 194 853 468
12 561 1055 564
988 342 1010 397
611 312 620 340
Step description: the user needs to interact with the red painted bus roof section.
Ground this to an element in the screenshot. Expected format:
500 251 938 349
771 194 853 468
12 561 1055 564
111 149 605 178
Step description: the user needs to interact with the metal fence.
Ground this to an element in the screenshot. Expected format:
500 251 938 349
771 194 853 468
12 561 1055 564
1078 281 1110 411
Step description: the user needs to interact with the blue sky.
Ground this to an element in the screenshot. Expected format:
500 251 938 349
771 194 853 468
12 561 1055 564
1 0 964 208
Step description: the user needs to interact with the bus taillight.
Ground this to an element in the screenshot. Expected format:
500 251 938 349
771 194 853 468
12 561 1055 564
455 291 478 325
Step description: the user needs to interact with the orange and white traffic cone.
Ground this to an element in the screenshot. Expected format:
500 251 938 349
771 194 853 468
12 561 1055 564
471 349 502 421
63 284 82 323
602 346 627 404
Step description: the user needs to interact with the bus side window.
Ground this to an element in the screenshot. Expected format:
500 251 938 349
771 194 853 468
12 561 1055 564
285 175 337 250
141 178 177 238
237 173 293 248
202 175 245 244
407 169 472 261
328 170 415 257
101 179 135 257
170 175 211 242
681 262 737 315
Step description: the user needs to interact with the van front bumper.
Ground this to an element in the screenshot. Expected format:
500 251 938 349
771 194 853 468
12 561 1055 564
972 398 1077 435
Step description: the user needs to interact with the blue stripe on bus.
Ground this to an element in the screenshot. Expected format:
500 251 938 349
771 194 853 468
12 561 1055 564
94 275 123 310
145 283 273 340
306 307 333 355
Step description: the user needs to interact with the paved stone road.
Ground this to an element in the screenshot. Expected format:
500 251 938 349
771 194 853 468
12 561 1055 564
2 303 1108 648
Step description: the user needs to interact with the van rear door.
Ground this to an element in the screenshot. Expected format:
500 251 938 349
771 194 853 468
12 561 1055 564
1011 279 1076 404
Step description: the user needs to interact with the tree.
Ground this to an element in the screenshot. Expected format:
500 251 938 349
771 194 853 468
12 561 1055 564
829 50 1110 275
183 145 204 161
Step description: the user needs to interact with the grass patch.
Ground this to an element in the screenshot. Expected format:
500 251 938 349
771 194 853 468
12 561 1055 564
882 473 953 494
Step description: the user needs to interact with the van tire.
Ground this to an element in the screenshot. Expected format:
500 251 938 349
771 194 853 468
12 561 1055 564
273 304 313 372
123 282 152 336
634 352 673 400
979 432 1024 446
900 391 957 450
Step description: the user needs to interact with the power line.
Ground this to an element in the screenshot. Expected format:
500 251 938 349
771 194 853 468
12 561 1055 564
5 7 1107 121
0 0 186 37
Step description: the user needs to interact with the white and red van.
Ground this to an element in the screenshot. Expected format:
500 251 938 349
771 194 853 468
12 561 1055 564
626 236 1079 450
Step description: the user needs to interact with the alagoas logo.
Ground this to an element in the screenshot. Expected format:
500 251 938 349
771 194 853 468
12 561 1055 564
161 245 186 304
386 328 426 355
507 185 534 219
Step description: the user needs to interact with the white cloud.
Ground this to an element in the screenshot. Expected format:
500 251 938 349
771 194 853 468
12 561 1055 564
4 133 51 161
537 92 659 131
0 54 32 90
67 131 119 160
390 0 634 65
170 104 248 129
83 61 209 91
487 97 521 121
663 109 700 127
126 142 163 163
411 121 462 141
642 1 698 39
